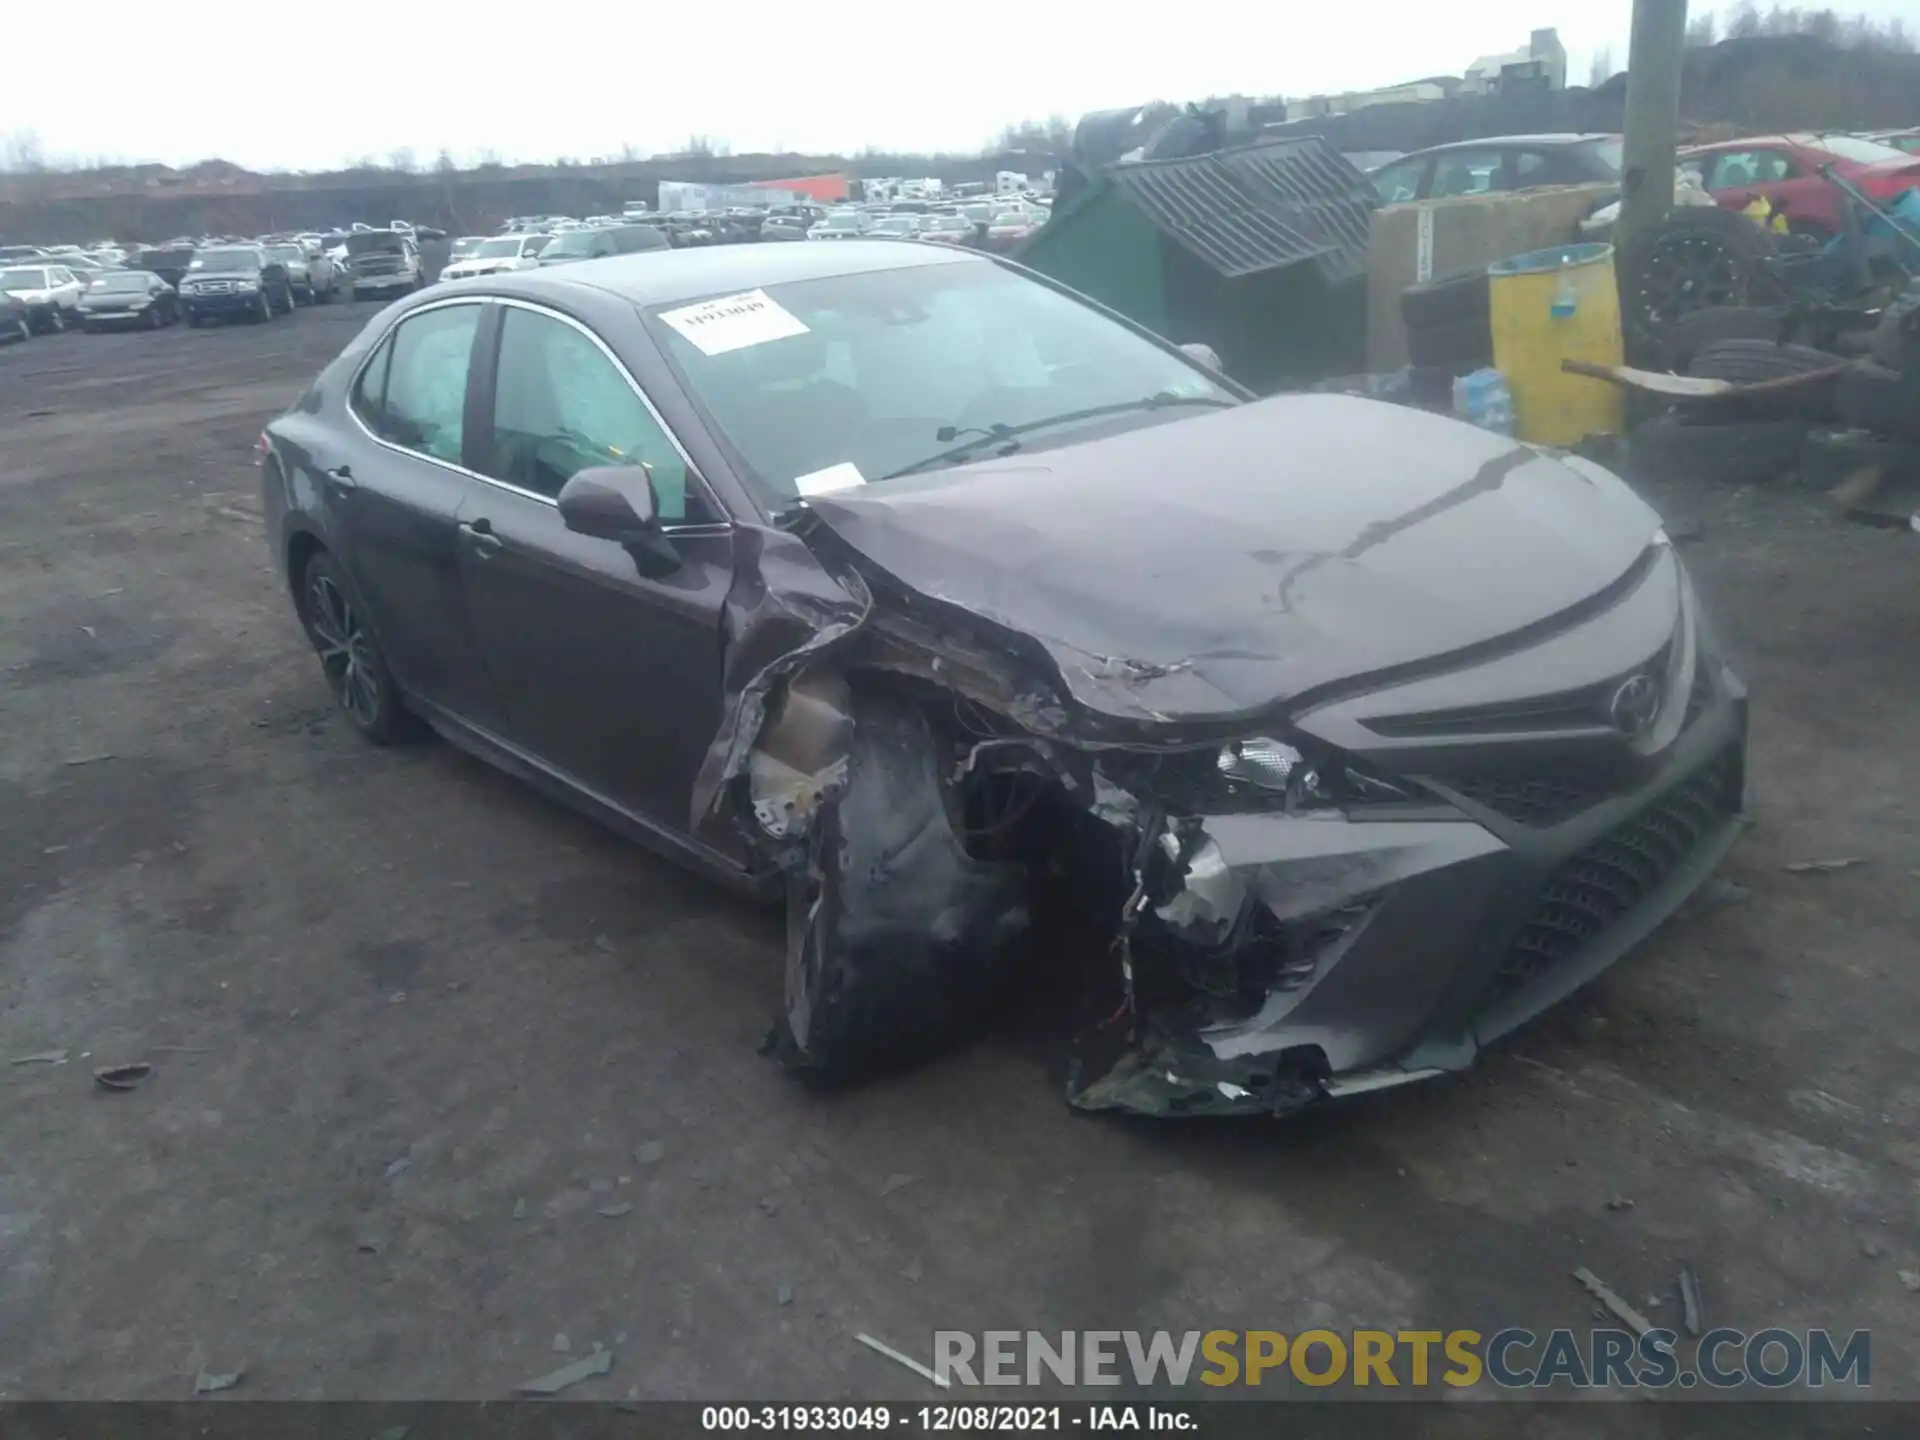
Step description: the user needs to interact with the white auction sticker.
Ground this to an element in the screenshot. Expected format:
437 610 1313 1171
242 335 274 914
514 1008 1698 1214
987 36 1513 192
659 289 809 356
793 462 867 498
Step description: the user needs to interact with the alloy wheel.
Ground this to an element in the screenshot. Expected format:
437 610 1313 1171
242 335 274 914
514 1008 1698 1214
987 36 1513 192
305 573 382 728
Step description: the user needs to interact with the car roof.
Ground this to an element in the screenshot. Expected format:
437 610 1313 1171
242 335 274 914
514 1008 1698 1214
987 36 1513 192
475 239 979 308
1403 133 1617 156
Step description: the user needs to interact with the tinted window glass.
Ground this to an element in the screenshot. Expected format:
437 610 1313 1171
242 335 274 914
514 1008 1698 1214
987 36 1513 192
351 336 393 424
365 304 480 463
487 307 713 522
1370 158 1426 204
1431 150 1502 198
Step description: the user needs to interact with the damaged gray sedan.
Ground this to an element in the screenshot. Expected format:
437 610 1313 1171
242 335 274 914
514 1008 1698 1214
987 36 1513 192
259 241 1749 1117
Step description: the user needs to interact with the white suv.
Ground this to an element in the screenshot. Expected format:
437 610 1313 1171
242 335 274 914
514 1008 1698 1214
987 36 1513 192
439 233 553 280
0 264 87 333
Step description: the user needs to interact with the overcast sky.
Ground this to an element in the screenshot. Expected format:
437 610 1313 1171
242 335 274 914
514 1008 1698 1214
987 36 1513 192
8 0 1920 172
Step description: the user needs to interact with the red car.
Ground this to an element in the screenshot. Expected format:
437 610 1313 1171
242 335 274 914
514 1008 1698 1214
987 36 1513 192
1680 133 1920 237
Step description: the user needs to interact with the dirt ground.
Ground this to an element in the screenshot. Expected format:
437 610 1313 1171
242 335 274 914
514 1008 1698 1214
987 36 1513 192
1 301 1916 1416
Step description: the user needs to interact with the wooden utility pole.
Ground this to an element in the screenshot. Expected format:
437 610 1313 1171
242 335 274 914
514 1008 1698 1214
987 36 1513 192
1616 0 1690 248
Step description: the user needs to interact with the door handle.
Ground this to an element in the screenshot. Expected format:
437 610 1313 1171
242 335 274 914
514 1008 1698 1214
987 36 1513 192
460 518 502 555
323 464 356 491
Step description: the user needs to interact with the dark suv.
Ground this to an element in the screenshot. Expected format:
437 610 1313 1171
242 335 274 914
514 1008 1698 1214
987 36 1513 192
535 224 670 266
179 246 296 325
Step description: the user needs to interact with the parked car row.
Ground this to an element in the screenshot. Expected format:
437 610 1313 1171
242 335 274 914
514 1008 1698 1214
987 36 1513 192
1368 129 1920 242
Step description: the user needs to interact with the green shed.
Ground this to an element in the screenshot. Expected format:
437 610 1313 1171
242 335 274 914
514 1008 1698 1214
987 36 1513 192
1018 135 1378 393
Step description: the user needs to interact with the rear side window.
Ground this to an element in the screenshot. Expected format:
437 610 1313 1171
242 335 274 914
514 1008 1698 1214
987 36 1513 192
353 304 482 464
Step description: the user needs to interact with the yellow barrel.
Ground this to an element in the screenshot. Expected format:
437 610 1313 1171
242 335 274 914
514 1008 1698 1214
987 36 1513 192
1487 242 1626 446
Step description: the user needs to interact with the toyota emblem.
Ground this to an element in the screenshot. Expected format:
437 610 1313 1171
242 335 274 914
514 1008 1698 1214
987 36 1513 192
1607 673 1663 738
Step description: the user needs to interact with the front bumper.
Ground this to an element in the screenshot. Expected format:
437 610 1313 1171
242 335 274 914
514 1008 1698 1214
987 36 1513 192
181 290 264 316
80 306 153 324
1071 668 1750 1116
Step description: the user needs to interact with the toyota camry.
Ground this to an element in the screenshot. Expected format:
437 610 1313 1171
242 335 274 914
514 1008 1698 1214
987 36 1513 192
258 241 1749 1116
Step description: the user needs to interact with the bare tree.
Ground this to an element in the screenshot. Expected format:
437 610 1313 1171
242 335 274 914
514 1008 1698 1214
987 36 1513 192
1587 47 1615 85
1729 1 1764 37
387 147 417 173
1 128 47 173
433 148 457 174
1686 11 1720 45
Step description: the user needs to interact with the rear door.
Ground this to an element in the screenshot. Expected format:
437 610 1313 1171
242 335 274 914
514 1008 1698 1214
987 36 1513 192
328 299 508 728
455 300 734 830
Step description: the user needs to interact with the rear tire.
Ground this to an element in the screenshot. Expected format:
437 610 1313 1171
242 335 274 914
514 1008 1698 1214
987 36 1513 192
256 290 273 323
45 306 65 334
295 551 420 746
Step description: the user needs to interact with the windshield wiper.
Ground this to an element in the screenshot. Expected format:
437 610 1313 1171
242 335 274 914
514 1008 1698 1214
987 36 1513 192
878 392 1236 480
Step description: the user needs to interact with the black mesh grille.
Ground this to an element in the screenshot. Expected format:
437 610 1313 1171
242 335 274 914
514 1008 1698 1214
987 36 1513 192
1483 749 1741 1003
1449 774 1605 827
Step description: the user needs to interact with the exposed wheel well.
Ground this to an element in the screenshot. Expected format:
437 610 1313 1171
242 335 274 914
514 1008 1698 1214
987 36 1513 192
286 530 325 611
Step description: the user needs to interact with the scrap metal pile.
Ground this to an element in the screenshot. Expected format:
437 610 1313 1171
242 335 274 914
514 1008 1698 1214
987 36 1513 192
1604 187 1920 528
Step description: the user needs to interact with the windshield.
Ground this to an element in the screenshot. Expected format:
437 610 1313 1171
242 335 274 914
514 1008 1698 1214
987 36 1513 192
872 218 919 235
96 272 154 292
648 260 1236 504
191 248 261 271
1812 134 1914 165
541 230 601 256
0 268 50 291
818 216 862 232
475 237 525 257
264 246 304 263
449 238 482 258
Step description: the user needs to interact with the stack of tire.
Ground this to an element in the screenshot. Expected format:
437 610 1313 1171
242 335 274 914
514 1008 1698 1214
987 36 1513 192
1630 281 1920 518
1399 268 1494 408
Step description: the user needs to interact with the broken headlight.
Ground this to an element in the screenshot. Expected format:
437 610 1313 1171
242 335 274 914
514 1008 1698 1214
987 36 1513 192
1217 737 1311 795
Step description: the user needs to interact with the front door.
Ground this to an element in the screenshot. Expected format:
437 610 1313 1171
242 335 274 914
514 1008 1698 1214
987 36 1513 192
456 302 733 831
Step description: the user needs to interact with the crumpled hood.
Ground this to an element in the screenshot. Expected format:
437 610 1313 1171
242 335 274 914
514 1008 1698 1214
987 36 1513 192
806 394 1661 724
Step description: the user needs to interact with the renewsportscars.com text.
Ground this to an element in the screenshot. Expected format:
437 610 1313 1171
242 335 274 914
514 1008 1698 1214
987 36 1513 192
932 1328 1871 1390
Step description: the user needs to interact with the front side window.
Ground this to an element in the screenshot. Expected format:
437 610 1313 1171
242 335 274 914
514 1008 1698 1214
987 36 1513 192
1431 150 1502 198
486 306 712 522
1370 159 1426 204
649 260 1237 504
359 304 481 463
1709 150 1796 187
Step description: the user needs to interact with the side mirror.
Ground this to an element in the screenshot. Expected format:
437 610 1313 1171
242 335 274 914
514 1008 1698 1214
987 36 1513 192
557 464 681 576
1179 341 1224 372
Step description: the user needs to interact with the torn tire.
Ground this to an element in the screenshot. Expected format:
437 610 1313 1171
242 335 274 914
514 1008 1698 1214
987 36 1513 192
777 693 1030 1081
1628 414 1809 486
1835 359 1920 442
1400 267 1491 332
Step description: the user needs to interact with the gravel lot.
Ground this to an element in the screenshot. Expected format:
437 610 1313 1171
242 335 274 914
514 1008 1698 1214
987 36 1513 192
1 301 1916 1414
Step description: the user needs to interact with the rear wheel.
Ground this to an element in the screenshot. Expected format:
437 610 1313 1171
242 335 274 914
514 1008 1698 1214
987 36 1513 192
256 290 273 323
296 552 417 746
45 306 65 334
